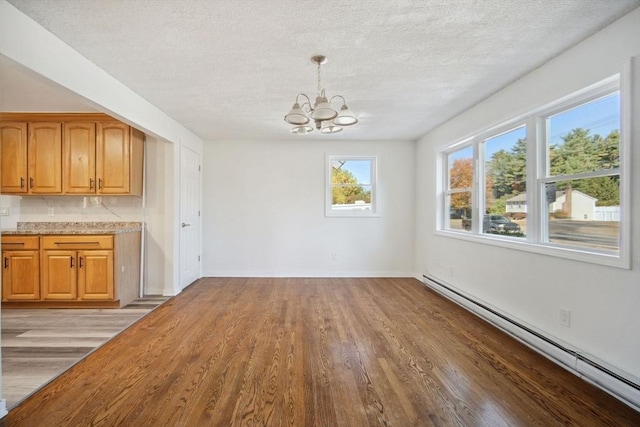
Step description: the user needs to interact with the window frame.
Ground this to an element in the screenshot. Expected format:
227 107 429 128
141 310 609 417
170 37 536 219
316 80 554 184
325 155 379 218
436 71 631 269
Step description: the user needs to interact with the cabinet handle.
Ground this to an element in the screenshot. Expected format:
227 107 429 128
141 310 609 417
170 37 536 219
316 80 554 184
182 222 191 228
4 257 8 269
98 178 103 190
79 256 84 268
90 178 94 190
55 241 100 246
29 177 34 189
20 177 25 189
70 257 74 268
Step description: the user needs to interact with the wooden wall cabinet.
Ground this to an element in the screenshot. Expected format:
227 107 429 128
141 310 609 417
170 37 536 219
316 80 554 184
0 121 63 194
0 122 28 193
63 122 96 194
41 236 114 301
1 114 144 196
96 123 143 195
29 122 63 194
1 236 40 301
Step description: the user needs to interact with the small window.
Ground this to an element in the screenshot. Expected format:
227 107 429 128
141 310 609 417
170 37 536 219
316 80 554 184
326 156 378 217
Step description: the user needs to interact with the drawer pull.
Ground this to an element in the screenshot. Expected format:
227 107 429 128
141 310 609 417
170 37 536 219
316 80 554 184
3 242 25 246
55 242 101 245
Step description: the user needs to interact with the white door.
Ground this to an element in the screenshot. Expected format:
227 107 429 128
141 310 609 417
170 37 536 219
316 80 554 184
180 145 201 289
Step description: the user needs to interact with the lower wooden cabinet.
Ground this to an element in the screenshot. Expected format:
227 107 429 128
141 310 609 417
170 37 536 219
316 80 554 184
78 250 114 300
2 232 139 308
40 249 114 300
41 250 77 300
2 235 40 301
40 235 114 301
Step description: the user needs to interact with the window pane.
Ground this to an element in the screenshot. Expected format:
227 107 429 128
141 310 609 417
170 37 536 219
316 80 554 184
332 185 372 210
484 126 526 238
448 146 473 190
548 93 620 176
329 158 375 213
546 178 620 252
448 192 471 232
332 159 371 185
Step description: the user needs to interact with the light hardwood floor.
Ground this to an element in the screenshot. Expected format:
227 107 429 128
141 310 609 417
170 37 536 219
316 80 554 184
3 278 639 426
1 297 167 408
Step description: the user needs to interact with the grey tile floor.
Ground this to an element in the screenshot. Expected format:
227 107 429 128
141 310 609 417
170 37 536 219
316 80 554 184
1 296 167 409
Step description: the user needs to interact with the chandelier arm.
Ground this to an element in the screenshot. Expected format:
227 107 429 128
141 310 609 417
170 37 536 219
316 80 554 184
299 101 312 113
329 95 347 106
295 93 312 106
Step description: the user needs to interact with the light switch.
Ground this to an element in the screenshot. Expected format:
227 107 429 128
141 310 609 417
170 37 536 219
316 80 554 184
0 207 9 216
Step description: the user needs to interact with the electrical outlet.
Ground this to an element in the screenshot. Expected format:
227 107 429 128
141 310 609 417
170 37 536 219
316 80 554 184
0 207 9 216
559 308 571 327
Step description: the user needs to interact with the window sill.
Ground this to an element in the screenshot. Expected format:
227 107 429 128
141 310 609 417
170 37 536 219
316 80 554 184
325 211 381 218
435 229 628 270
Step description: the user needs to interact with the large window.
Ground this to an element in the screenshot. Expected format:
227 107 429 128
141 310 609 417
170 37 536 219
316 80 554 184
326 156 378 217
439 75 627 267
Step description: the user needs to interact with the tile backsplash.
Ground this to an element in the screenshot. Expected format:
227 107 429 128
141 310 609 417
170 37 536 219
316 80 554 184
0 195 143 228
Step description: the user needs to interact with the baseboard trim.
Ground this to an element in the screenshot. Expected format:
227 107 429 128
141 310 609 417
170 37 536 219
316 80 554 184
202 271 415 278
422 274 640 411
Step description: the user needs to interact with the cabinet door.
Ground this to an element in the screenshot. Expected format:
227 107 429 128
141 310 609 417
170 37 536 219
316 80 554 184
77 250 114 300
96 122 130 194
41 250 77 300
28 122 62 194
64 122 96 194
0 122 28 193
2 250 40 301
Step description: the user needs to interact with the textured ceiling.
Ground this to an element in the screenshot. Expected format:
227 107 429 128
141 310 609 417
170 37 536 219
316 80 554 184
2 0 639 141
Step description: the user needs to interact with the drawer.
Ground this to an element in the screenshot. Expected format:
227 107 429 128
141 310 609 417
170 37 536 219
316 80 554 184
41 235 114 250
1 235 40 250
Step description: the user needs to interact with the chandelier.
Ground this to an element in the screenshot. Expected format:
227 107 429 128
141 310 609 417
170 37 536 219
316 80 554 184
284 55 358 134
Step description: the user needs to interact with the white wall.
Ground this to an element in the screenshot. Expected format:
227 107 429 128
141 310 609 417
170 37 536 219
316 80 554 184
202 139 415 277
143 136 175 296
415 9 640 381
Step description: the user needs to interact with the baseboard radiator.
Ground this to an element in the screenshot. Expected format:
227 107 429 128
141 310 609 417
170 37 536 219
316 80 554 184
422 274 640 411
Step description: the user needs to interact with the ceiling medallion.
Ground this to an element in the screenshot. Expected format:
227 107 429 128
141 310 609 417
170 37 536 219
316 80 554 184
284 55 358 135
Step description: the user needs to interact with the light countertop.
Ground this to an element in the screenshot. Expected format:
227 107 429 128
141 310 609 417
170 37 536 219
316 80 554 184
1 221 142 235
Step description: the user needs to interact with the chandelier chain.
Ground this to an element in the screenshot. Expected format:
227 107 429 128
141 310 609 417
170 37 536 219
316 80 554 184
317 61 322 96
